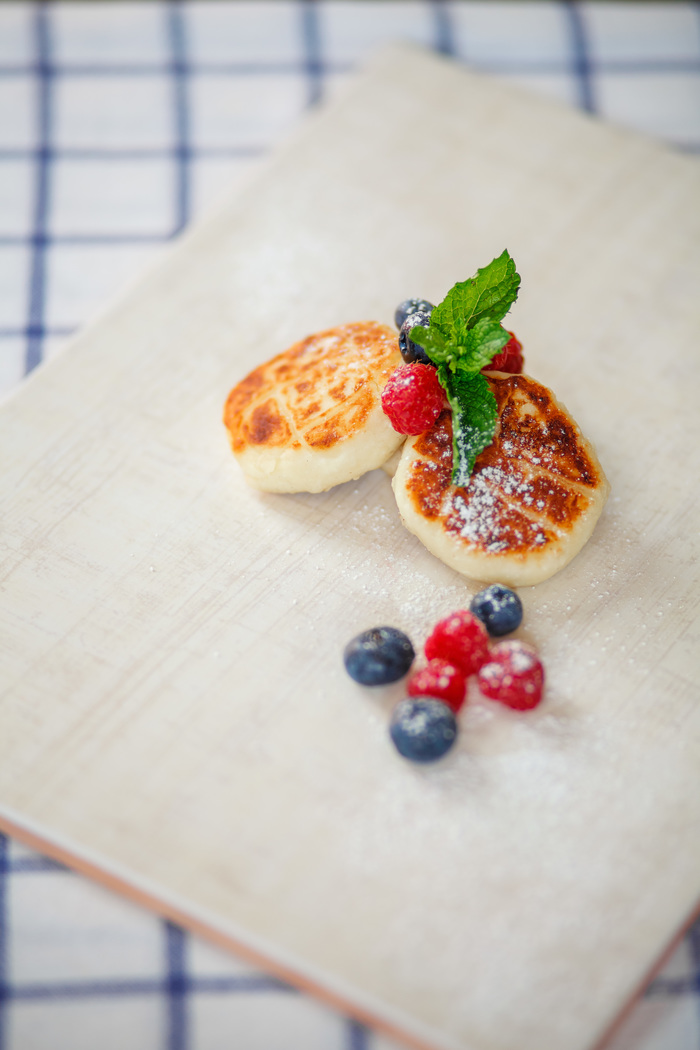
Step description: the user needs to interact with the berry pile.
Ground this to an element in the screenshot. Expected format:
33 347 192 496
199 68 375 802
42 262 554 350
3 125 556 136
343 584 545 763
382 299 526 439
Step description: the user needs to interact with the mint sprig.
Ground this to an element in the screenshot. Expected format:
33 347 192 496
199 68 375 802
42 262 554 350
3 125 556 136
430 250 521 336
409 250 520 484
438 368 498 486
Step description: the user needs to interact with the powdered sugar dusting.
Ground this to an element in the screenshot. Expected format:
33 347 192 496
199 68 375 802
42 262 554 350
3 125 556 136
445 465 551 553
404 374 605 559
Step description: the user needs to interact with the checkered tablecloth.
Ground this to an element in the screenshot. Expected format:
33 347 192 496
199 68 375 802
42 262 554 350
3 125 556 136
1 3 699 1049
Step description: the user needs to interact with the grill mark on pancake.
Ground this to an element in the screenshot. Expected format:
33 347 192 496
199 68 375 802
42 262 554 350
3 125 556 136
298 400 321 420
305 425 341 449
223 372 266 448
246 399 291 447
304 387 375 448
475 445 593 528
329 378 362 401
488 373 601 487
513 461 602 498
446 486 557 554
412 409 453 462
405 452 557 554
224 321 399 455
517 472 592 525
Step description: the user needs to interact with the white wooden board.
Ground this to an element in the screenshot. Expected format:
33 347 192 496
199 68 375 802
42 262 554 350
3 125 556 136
1 44 699 1050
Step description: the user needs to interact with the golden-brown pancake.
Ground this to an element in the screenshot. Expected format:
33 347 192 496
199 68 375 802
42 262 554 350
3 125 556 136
392 372 609 586
223 322 404 493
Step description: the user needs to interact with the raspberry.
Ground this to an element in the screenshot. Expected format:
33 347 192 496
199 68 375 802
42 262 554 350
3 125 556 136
424 610 490 677
381 363 445 435
407 658 466 712
477 640 544 710
485 331 524 374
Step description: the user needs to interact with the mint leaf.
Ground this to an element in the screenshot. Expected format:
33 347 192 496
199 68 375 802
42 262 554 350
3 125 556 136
409 318 509 375
458 318 510 373
430 250 520 338
406 251 520 484
438 367 498 486
406 323 449 363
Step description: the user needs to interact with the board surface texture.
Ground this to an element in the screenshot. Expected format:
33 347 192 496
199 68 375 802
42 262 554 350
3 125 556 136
1 45 699 1050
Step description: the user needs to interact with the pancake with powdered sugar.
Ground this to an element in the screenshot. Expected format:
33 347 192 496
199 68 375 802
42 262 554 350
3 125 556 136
392 371 609 587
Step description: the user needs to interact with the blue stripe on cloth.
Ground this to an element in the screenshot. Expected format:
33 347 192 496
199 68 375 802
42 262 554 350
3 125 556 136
167 1 192 234
301 0 324 107
5 855 67 874
25 2 53 375
0 147 265 161
165 922 188 1050
0 327 74 339
646 975 698 997
0 61 353 77
184 974 293 994
0 234 170 247
6 974 294 1001
563 1 596 114
12 978 171 1001
0 834 8 1050
346 1018 370 1050
687 919 700 1040
432 0 455 57
1 57 699 76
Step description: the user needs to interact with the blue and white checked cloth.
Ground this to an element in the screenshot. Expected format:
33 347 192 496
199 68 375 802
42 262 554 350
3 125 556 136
1 4 699 1048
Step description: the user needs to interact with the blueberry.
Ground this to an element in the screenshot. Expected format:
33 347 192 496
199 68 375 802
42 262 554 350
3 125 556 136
399 311 434 366
469 584 523 637
344 626 415 685
394 298 435 331
390 698 457 763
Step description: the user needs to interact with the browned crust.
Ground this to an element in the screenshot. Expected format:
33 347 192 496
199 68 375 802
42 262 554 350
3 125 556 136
404 373 606 557
223 322 400 455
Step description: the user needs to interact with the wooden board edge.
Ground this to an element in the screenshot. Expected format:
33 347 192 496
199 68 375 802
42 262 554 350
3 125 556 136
593 900 700 1050
3 804 695 1050
0 808 466 1050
